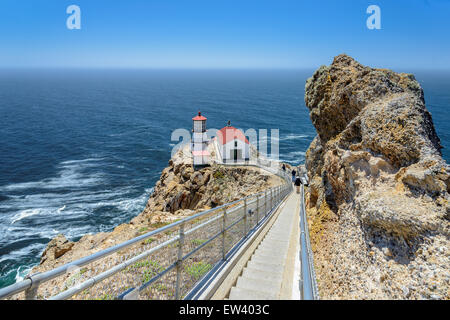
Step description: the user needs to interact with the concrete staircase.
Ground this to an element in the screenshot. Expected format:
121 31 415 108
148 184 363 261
228 192 300 300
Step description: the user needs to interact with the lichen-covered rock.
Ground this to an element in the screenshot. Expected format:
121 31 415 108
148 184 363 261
40 234 74 265
304 54 450 299
134 148 280 220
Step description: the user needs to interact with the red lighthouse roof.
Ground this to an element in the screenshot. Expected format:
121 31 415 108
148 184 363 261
217 126 249 145
192 111 207 121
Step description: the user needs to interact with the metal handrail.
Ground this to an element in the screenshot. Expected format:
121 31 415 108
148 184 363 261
298 166 319 300
0 162 292 300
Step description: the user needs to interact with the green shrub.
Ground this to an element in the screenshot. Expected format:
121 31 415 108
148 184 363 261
143 237 155 245
213 170 225 179
185 261 212 281
191 239 207 246
138 227 148 234
141 260 164 284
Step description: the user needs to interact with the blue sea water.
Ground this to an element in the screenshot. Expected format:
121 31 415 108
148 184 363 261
0 69 449 288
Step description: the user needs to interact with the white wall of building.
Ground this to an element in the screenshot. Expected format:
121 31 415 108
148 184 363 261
219 139 249 162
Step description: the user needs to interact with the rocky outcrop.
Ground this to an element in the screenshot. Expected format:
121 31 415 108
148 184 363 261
304 54 449 299
130 147 282 228
40 234 74 265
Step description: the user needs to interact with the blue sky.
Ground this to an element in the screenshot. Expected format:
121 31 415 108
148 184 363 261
0 0 449 70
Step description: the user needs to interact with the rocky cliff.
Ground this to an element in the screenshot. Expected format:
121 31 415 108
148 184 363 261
304 54 449 299
34 147 283 272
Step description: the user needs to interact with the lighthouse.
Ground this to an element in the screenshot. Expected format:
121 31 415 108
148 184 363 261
192 111 210 167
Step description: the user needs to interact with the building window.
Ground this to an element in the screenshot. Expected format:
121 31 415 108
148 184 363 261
234 141 237 147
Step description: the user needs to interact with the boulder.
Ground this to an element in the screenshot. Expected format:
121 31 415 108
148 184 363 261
40 234 74 264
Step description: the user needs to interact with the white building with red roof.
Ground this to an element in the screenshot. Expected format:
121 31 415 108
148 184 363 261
216 121 250 163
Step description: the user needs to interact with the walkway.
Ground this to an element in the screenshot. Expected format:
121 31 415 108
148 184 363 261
228 191 301 299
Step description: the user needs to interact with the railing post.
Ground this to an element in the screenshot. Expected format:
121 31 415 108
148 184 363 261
270 189 273 209
256 194 260 225
24 277 39 300
222 208 227 260
175 222 185 300
264 190 268 216
243 198 248 237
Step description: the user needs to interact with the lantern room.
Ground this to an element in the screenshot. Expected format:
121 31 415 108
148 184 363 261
192 111 207 133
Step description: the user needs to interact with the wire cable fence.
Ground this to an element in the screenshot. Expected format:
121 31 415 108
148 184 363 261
0 167 292 300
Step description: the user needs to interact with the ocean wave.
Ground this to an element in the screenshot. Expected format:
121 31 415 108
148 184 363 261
10 209 42 224
85 187 154 212
59 158 105 165
1 155 154 285
0 263 34 287
0 159 104 192
6 187 150 225
0 242 46 264
281 134 309 141
14 265 32 283
286 151 306 157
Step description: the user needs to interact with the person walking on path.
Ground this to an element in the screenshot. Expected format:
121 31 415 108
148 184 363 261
291 169 296 183
295 176 301 193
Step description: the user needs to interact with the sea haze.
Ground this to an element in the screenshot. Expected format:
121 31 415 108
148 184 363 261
0 69 448 288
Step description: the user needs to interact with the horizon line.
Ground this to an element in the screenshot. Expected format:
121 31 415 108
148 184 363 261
1 66 449 73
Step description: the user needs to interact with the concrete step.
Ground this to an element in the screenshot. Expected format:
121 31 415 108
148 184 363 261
250 255 285 267
256 243 289 253
250 250 287 264
263 235 290 242
259 237 288 243
256 244 288 254
242 267 283 282
246 259 283 274
236 276 281 295
228 286 277 300
260 236 289 244
258 243 289 251
252 249 287 261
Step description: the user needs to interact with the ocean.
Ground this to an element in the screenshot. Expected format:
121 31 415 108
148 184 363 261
0 69 449 288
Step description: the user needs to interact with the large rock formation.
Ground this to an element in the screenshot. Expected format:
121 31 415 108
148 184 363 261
131 149 280 227
304 54 449 299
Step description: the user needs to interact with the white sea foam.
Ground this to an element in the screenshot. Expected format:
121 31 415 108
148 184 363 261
10 209 41 224
1 157 157 284
14 265 32 283
0 159 103 192
60 158 104 165
286 151 306 157
116 187 154 212
0 243 46 264
84 187 153 213
282 134 308 141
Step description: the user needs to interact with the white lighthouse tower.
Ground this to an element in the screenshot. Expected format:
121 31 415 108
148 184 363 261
192 111 210 167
